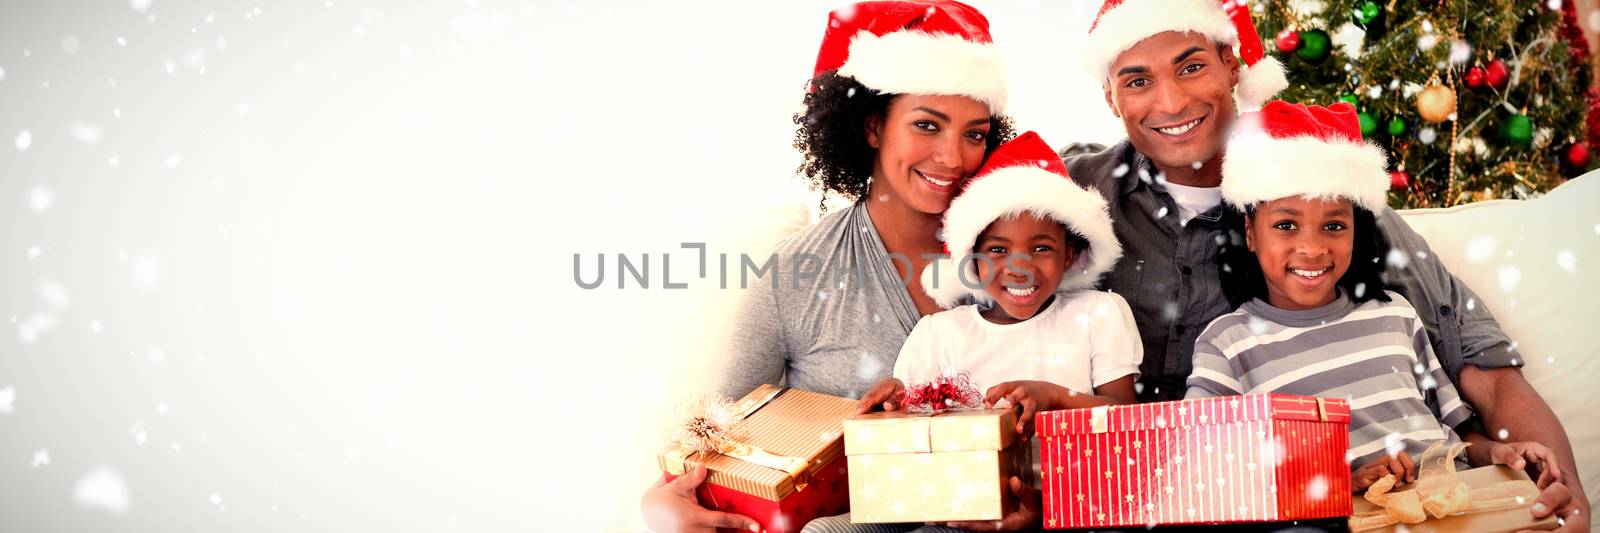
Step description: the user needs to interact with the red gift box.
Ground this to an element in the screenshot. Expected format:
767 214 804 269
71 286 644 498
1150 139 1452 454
661 456 849 533
658 385 857 533
1037 394 1352 529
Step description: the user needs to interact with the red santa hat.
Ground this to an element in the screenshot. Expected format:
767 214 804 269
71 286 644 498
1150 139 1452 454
812 0 1008 113
1084 0 1287 111
920 132 1122 309
1221 101 1390 211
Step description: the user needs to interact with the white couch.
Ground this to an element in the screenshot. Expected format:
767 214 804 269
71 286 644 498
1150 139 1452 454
1397 172 1600 524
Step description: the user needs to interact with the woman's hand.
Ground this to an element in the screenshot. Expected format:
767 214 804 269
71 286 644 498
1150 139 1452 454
857 378 905 414
943 476 1042 531
640 464 758 533
1352 451 1416 491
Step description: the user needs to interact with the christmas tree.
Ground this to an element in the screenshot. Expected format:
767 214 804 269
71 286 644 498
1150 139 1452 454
1255 0 1595 208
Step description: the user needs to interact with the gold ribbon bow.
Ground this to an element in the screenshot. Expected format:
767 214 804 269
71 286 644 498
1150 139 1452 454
661 386 815 490
1349 442 1542 531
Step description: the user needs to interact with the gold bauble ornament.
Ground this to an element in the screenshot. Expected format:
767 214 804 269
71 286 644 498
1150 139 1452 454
1416 84 1457 123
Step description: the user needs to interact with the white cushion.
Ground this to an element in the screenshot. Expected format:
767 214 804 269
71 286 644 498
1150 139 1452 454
1399 172 1600 520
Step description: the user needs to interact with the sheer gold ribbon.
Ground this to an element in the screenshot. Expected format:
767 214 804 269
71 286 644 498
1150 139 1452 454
1348 442 1542 531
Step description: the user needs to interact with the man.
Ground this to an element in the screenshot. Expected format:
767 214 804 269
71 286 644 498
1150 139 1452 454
1061 0 1588 530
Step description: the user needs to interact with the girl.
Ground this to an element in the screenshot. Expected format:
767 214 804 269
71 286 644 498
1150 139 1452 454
856 131 1142 532
1185 101 1560 493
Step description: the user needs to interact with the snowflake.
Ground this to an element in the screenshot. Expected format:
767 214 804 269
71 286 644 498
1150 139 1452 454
1465 235 1497 263
1556 250 1576 274
1247 316 1271 335
0 386 13 414
1384 433 1405 458
1497 265 1521 291
71 123 101 145
74 466 130 514
1306 475 1329 501
130 421 147 446
1418 127 1437 145
14 130 31 151
32 449 50 467
1385 249 1410 270
28 186 53 212
1449 40 1473 65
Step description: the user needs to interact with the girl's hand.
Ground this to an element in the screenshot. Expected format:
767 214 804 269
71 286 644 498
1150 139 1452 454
944 476 1041 531
1491 441 1563 488
1352 451 1416 491
857 378 905 414
984 380 1064 438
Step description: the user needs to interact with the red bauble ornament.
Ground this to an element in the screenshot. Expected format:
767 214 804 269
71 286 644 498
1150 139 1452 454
1390 171 1411 191
1485 59 1510 90
1568 142 1591 168
1275 28 1301 53
1465 66 1486 89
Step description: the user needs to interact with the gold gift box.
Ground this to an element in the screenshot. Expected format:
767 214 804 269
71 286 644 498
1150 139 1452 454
842 408 1021 523
1350 465 1559 533
656 384 860 502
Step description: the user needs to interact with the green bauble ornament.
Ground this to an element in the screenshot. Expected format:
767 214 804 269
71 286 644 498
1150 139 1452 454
1353 1 1380 26
1339 94 1360 107
1296 30 1332 63
1499 114 1533 147
1358 111 1377 137
1387 117 1407 136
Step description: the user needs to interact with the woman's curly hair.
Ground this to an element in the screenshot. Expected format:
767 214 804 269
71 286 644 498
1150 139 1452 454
792 71 1016 202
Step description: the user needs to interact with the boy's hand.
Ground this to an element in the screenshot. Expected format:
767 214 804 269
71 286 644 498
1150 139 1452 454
1352 451 1416 491
1491 441 1563 488
857 378 905 414
984 380 1061 438
944 476 1041 531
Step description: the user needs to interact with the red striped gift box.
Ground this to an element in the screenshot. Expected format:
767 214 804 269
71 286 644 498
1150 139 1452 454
1037 394 1351 529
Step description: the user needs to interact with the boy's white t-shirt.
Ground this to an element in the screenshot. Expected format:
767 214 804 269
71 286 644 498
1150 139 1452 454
1162 181 1223 225
892 290 1144 394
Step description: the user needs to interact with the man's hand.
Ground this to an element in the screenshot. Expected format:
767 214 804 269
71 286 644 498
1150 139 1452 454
944 476 1042 531
1517 479 1585 533
858 378 905 414
640 464 758 533
1460 366 1588 532
1490 441 1563 488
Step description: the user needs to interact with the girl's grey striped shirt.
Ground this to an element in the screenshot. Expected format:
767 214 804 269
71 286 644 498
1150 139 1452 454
1184 290 1473 470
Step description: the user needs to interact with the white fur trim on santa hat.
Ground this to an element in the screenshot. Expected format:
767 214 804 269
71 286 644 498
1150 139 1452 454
836 30 1009 113
1221 129 1390 211
1235 55 1288 111
921 166 1123 309
1082 0 1237 80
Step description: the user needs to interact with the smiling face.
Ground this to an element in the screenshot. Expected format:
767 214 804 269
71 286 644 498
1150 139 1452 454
1103 31 1240 179
973 211 1075 324
865 94 994 215
1245 196 1355 310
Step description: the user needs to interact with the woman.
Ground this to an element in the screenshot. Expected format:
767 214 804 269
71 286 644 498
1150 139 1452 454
641 1 1017 532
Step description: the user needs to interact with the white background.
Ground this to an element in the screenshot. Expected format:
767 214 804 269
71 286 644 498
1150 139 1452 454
0 1 1127 531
